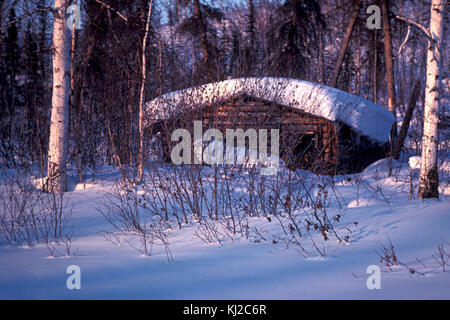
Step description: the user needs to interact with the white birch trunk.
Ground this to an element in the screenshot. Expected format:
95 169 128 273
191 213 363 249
47 0 71 193
418 0 444 199
137 0 153 183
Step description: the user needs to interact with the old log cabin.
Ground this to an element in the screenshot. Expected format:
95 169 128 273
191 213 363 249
145 77 395 174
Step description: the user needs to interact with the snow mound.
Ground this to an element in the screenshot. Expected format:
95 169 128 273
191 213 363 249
347 198 387 208
145 77 395 143
74 183 97 191
409 156 421 170
194 138 280 175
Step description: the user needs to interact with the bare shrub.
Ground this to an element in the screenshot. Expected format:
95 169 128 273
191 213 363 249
376 238 424 276
194 219 227 245
432 240 449 272
0 172 74 256
99 181 173 261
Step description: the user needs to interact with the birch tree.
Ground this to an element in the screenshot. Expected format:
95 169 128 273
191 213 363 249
396 0 445 198
418 0 445 199
47 0 71 193
137 0 154 183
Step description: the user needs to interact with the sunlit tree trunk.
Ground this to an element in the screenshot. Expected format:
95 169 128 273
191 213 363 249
137 0 153 183
418 0 444 199
47 0 71 193
381 0 396 117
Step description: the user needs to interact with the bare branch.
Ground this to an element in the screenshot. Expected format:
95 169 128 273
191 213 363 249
3 7 52 27
396 25 411 56
93 0 128 22
395 15 433 42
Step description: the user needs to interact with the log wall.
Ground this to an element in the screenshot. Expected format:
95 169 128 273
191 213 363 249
154 95 339 174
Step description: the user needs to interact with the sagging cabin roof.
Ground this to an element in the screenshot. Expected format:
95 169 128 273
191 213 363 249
145 77 395 144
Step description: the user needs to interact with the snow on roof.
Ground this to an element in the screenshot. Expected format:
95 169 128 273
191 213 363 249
145 77 395 143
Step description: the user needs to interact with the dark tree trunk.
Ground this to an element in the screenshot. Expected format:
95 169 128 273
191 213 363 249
392 80 421 160
329 0 360 88
193 0 212 78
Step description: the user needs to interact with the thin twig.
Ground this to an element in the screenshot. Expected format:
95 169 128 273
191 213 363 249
93 0 128 22
396 25 411 56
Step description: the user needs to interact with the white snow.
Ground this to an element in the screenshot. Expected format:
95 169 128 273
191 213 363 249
408 156 450 172
347 198 386 208
194 138 280 175
146 77 396 143
409 156 422 170
0 161 449 299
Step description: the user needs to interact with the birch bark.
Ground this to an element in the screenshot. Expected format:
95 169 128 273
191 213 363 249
418 0 445 198
137 0 154 183
47 0 71 193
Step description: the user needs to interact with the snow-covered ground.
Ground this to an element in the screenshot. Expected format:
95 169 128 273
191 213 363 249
0 159 449 299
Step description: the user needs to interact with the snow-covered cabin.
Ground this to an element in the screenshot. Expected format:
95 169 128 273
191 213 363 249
145 77 395 174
